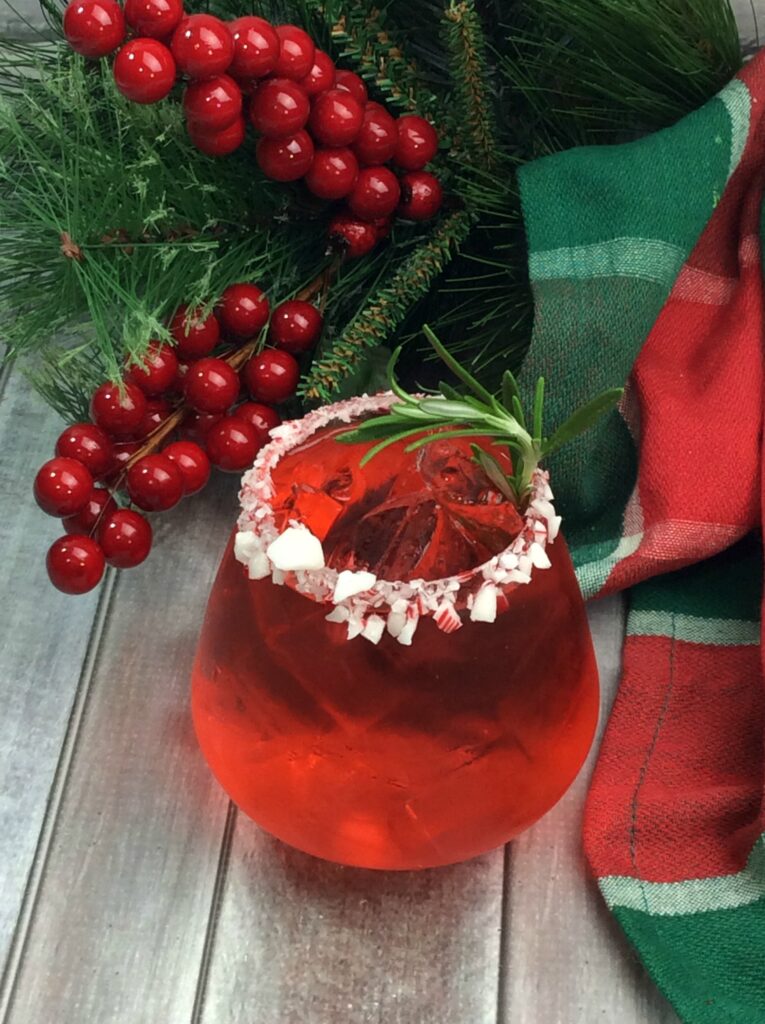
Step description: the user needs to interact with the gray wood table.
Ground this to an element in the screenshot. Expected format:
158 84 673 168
0 4 759 1019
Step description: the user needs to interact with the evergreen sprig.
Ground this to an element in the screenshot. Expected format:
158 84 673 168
301 209 473 402
338 326 624 504
442 0 499 169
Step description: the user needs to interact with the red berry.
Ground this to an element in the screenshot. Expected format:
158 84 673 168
347 165 401 221
113 38 176 104
47 535 105 595
63 0 125 57
171 14 233 79
99 508 153 568
163 440 211 494
229 16 279 79
126 453 184 510
183 74 242 131
184 356 240 413
243 349 300 404
135 396 173 438
250 77 310 138
334 69 367 106
268 300 323 354
398 170 443 221
179 410 222 444
205 416 260 472
64 486 117 535
187 115 245 155
353 103 397 166
256 130 314 181
394 115 438 170
125 341 179 395
216 283 270 340
309 88 363 147
124 0 182 39
91 381 148 437
300 50 335 97
34 457 94 517
328 213 379 259
107 440 142 480
304 147 358 200
170 304 220 359
273 24 315 80
232 402 281 446
55 422 114 479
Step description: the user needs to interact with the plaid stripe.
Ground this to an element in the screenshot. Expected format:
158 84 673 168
518 50 765 1024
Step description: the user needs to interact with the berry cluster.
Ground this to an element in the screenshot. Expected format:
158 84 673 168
34 281 323 594
62 0 443 259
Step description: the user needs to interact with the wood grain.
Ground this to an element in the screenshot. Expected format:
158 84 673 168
198 820 505 1024
3 474 238 1024
499 597 680 1024
0 374 103 985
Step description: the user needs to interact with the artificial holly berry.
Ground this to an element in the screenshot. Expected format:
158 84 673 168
205 416 260 472
229 16 279 79
184 357 240 413
187 115 245 156
353 103 397 166
347 166 401 221
63 0 125 58
171 14 233 79
179 410 222 444
125 341 179 395
398 170 443 221
107 440 142 480
34 457 93 518
47 535 105 595
136 396 173 438
300 50 335 97
232 402 281 446
163 440 211 494
113 38 177 104
183 74 242 131
90 381 148 437
250 78 310 138
304 147 358 200
170 303 220 359
273 24 315 81
256 130 314 181
328 213 379 259
55 422 114 479
268 300 323 354
334 69 367 106
217 283 270 340
394 115 438 170
126 453 184 511
124 0 183 39
243 349 300 404
64 486 117 535
309 88 364 147
99 508 153 568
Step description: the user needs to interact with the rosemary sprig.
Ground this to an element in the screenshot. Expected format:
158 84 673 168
337 325 623 504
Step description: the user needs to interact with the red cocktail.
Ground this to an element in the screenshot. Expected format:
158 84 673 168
192 394 599 869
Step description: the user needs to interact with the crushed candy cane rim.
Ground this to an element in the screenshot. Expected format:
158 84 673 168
236 392 561 646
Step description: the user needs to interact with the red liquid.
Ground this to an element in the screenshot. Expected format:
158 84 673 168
191 426 599 870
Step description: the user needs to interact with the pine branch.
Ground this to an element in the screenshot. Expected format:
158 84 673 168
301 209 472 402
442 0 499 170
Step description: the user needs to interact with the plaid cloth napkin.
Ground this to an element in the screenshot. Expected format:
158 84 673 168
518 50 765 1024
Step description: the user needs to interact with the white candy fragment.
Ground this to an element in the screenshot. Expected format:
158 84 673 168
470 584 498 623
266 525 325 572
397 615 419 646
507 568 531 585
362 614 386 645
548 515 562 542
246 551 271 580
518 554 533 577
234 530 261 563
499 551 519 571
387 610 407 638
434 600 462 634
529 542 551 569
326 605 350 624
332 569 378 604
